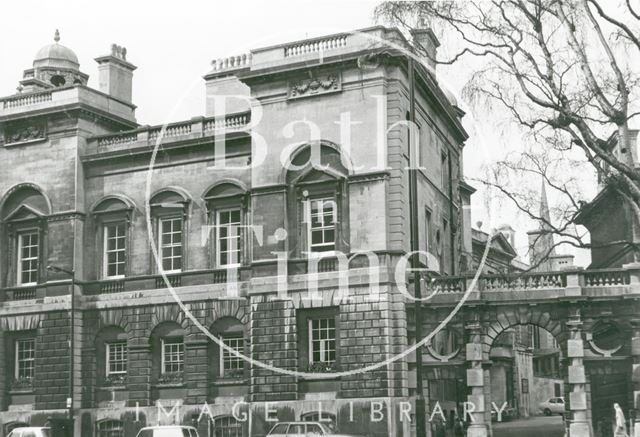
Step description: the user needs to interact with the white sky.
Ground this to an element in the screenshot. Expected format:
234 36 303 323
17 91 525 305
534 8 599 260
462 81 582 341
0 0 591 266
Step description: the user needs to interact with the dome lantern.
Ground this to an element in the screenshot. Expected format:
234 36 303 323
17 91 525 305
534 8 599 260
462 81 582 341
19 29 89 91
33 29 80 70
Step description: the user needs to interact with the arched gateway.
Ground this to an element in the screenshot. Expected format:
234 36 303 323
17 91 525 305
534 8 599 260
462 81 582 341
421 268 640 437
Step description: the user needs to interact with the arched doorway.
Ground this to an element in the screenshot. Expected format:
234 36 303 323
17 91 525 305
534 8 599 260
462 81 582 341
482 316 567 437
489 324 565 437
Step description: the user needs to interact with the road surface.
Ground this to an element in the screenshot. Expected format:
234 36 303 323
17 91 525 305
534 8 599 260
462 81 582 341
492 415 565 437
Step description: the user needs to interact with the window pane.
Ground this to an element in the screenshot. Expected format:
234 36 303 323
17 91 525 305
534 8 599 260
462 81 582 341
18 231 39 284
221 336 244 376
15 338 36 380
104 224 126 278
289 424 305 433
214 416 242 437
217 209 242 266
307 198 337 252
107 342 127 375
310 317 336 365
307 424 323 435
159 218 182 272
97 420 124 437
271 424 288 433
162 338 184 373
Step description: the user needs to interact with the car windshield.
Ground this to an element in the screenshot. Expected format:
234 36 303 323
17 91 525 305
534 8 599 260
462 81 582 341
138 428 190 437
268 424 288 434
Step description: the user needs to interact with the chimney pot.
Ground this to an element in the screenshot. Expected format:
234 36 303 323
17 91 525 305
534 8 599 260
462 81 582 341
95 45 136 103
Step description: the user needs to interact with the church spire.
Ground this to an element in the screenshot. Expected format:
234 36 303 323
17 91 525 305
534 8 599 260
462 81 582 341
539 177 551 230
527 177 557 271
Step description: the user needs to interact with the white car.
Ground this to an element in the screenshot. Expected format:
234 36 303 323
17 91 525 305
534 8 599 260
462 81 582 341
267 422 363 436
7 428 52 437
136 426 200 437
539 397 565 416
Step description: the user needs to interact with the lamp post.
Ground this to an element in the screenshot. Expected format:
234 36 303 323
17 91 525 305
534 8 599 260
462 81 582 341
47 265 75 437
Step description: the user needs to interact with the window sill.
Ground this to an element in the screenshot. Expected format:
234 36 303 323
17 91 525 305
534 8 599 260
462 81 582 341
97 384 127 391
9 388 34 395
153 382 185 389
217 264 241 269
211 377 248 386
298 374 341 382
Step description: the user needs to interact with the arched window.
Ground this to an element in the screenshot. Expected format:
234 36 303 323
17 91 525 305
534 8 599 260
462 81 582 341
212 416 242 437
0 185 50 287
95 326 128 386
210 317 246 379
285 143 350 257
150 322 185 384
150 188 190 273
97 419 124 437
203 181 248 268
91 196 134 279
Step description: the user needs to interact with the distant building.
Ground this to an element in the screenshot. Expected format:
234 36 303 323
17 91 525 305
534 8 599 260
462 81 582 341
469 227 524 275
527 180 575 272
576 130 640 268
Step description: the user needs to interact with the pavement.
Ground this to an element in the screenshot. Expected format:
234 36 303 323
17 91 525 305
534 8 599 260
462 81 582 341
492 415 565 437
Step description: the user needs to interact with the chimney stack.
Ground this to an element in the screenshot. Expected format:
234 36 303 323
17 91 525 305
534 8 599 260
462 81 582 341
410 17 440 72
95 44 136 103
496 224 516 248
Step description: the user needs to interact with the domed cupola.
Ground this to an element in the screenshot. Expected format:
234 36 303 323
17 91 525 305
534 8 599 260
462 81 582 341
34 29 80 70
19 30 89 91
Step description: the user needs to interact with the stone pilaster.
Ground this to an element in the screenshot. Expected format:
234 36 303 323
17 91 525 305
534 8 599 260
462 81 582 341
631 318 640 437
184 338 209 405
0 329 5 410
250 296 297 401
566 310 591 437
128 344 152 407
465 320 488 437
72 295 83 412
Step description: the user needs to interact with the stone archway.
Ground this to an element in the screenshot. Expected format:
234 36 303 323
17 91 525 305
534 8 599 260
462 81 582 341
462 305 592 437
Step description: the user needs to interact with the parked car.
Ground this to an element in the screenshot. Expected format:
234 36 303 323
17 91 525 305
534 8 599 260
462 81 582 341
136 426 200 437
266 421 364 436
7 428 52 437
539 397 565 416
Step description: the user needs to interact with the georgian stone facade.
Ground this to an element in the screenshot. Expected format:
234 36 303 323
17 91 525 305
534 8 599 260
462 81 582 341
0 27 468 437
2 27 638 437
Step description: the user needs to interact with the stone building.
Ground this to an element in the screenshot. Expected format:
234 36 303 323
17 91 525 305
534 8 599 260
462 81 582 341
576 130 640 268
0 27 469 437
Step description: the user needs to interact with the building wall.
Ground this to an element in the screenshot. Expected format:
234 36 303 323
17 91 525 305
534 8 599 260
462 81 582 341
0 28 469 437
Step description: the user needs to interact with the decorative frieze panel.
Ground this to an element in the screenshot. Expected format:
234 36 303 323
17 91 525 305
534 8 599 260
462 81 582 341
288 72 341 100
4 122 46 146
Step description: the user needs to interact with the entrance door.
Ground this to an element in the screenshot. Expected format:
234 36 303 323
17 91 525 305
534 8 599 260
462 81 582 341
591 372 629 437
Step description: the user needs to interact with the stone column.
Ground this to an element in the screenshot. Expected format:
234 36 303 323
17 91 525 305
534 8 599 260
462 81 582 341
465 321 488 437
566 310 591 437
631 318 640 437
